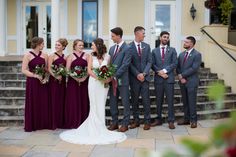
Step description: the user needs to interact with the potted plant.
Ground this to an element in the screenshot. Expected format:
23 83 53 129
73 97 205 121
219 0 234 25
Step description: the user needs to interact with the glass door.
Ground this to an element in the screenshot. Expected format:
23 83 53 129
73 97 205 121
23 2 51 52
150 1 176 49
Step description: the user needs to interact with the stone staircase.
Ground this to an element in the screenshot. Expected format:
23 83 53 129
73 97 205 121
0 61 236 126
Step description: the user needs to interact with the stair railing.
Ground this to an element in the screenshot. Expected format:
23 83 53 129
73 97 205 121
200 27 236 63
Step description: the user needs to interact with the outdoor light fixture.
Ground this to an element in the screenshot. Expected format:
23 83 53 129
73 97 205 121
190 3 197 20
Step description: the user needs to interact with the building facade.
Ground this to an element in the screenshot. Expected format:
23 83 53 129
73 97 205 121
0 0 213 56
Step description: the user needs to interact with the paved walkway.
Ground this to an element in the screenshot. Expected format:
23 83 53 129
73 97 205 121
0 119 228 157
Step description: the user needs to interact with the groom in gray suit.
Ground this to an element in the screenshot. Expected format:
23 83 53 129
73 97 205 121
108 27 132 132
151 31 177 129
129 26 152 130
176 36 202 128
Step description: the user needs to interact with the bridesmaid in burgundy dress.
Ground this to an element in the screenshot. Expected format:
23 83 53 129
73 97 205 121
48 38 68 129
21 37 50 132
64 39 89 129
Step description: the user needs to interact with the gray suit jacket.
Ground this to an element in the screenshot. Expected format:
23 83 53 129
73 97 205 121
176 49 202 87
109 42 131 86
129 41 152 82
152 46 177 84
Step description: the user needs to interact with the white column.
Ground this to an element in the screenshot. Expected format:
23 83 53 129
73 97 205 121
51 0 60 53
0 0 6 56
109 0 118 47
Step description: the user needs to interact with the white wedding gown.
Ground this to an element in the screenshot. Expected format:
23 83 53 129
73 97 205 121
60 54 127 145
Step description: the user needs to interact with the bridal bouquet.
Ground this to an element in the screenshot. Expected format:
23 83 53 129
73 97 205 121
69 66 87 79
51 64 67 77
93 64 117 88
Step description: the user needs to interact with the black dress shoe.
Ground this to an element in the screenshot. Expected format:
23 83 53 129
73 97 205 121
151 119 162 127
177 120 190 125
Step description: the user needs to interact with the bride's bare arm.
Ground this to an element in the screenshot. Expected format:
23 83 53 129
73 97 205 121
88 54 98 79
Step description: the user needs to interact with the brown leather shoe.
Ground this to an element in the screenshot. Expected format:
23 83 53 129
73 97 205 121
168 122 175 129
108 124 119 131
177 120 190 125
143 124 151 130
151 119 162 127
118 126 128 132
129 122 140 129
190 122 197 128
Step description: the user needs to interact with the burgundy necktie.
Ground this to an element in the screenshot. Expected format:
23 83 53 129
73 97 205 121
183 51 189 64
161 47 165 64
113 44 119 59
137 44 141 57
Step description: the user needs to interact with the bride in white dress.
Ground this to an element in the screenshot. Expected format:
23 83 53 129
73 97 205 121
60 38 127 145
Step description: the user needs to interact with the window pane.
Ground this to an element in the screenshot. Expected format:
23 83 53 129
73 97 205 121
82 1 98 48
25 6 38 49
46 5 51 49
155 5 170 36
154 5 170 47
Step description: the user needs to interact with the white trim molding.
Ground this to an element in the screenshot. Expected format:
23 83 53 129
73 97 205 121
0 0 6 56
98 0 103 37
204 8 210 25
17 0 23 55
77 0 82 39
176 0 182 53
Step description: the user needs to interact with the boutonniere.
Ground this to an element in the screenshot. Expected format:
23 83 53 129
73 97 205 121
166 48 170 53
141 46 145 50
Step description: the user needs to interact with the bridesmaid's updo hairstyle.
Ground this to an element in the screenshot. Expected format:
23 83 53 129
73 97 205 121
31 37 44 49
92 38 107 60
57 38 68 50
73 39 84 50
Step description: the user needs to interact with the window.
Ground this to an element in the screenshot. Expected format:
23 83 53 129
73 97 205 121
230 0 236 30
82 0 98 49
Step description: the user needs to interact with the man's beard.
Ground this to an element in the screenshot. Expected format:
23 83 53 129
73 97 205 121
161 41 168 45
183 45 190 49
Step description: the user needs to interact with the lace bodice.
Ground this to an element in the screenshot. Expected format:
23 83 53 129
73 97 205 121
92 54 110 69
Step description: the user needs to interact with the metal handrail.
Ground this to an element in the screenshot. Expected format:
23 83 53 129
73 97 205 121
200 27 236 63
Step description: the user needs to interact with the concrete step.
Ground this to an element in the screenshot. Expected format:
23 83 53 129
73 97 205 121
105 108 236 125
0 72 218 80
0 61 22 66
0 66 22 73
105 100 236 115
0 116 24 126
0 80 26 88
1 107 235 126
1 99 235 117
0 86 235 102
0 73 25 80
0 97 25 106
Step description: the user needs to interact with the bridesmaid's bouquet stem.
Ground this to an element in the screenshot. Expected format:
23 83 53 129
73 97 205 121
69 66 87 86
33 64 49 84
51 64 67 83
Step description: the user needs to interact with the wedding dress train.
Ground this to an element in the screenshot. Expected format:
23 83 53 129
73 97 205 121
60 54 126 144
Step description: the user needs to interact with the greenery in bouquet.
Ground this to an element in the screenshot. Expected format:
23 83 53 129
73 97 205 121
93 64 117 81
51 64 67 77
33 64 47 78
69 66 87 78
